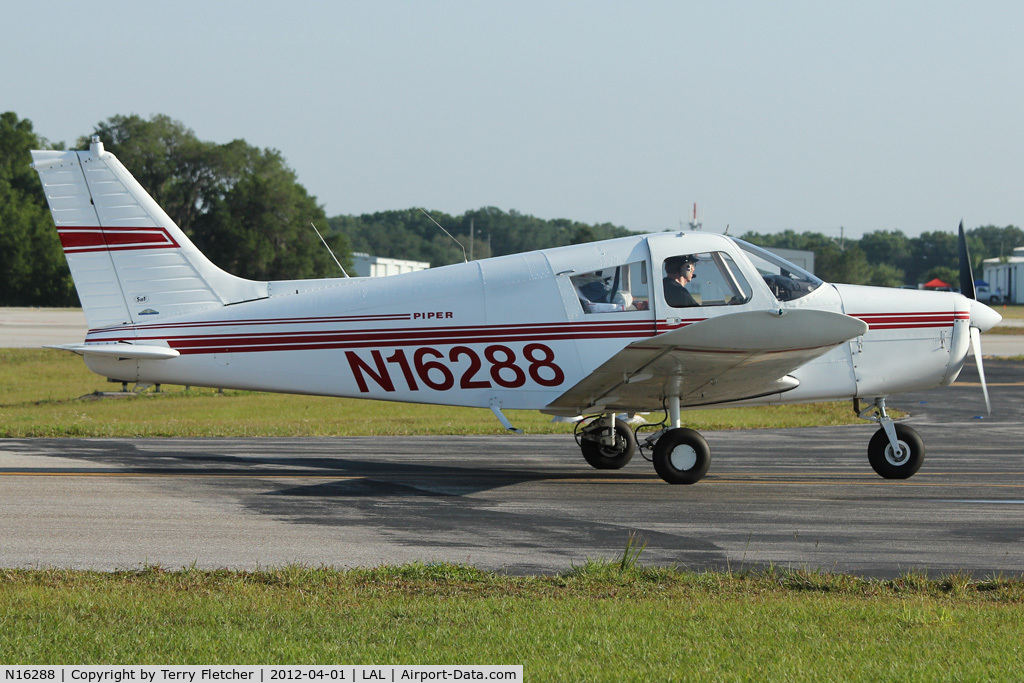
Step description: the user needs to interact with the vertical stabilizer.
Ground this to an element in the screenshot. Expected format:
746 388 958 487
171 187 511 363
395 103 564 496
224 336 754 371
31 138 267 330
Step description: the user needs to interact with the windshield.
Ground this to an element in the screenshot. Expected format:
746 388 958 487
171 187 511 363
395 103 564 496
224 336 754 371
735 239 823 302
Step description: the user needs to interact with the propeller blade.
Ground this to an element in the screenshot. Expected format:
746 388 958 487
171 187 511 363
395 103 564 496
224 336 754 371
969 326 991 415
958 221 976 300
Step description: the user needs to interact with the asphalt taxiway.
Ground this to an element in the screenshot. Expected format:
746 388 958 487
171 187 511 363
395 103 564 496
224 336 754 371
1 359 1022 577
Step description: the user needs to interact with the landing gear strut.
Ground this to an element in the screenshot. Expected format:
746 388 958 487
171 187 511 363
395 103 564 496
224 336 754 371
640 396 712 485
857 397 925 479
576 397 715 484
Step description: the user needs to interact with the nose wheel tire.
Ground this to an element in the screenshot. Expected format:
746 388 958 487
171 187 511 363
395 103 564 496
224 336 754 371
580 418 637 470
867 424 925 479
653 428 711 484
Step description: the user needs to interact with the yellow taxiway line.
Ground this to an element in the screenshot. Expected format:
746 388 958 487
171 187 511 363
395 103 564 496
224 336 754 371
3 470 1024 489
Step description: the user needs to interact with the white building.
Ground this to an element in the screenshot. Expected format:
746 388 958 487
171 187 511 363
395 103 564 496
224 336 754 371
767 247 815 274
352 252 430 278
982 247 1024 304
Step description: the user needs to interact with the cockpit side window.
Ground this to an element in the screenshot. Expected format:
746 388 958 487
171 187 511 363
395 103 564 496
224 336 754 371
572 261 649 314
735 239 823 302
662 251 752 308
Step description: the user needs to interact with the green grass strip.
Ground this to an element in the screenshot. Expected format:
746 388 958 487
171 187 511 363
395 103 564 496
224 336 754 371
1 350 872 437
2 563 1024 678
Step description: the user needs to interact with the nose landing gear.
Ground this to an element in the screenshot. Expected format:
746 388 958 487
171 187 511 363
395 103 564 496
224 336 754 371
858 397 925 479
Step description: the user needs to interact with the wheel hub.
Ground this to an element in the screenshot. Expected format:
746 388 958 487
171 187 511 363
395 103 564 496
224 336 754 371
669 444 698 471
599 438 624 457
885 441 910 466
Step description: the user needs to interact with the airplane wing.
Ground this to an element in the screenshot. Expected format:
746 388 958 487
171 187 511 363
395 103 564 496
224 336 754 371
545 309 868 415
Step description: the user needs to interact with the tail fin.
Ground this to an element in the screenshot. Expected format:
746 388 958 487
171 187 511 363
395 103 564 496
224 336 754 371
31 137 267 330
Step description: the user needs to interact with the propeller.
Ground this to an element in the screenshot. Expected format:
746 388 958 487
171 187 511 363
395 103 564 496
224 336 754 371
958 221 976 300
969 326 991 415
958 222 992 415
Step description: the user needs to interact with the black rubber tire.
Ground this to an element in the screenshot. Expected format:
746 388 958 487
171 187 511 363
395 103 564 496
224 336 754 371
652 428 711 484
580 418 637 469
868 424 925 479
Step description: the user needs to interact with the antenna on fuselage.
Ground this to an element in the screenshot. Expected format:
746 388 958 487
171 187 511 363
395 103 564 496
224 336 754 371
420 208 468 263
310 223 350 277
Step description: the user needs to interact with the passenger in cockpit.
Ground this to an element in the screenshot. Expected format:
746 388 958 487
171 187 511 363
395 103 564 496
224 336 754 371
663 255 700 307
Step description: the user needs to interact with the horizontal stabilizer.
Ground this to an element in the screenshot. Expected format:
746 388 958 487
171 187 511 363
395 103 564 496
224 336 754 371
46 343 181 360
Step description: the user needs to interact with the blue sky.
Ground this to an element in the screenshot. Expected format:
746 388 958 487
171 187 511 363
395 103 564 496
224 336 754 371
4 1 1022 237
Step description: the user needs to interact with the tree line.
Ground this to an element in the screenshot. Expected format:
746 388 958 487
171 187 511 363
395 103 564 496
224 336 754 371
329 207 632 267
1 111 1021 307
742 226 1024 289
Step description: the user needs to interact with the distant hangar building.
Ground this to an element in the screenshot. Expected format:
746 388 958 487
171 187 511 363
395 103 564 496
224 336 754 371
982 247 1024 304
352 252 430 277
766 248 815 274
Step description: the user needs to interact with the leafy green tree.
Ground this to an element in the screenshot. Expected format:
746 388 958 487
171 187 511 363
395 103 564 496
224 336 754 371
87 115 197 222
924 266 959 289
969 225 1024 265
571 225 597 244
193 145 350 280
859 230 914 283
331 208 464 266
867 263 906 288
0 112 76 306
329 206 632 266
741 230 867 283
88 115 351 280
830 245 873 285
908 231 958 285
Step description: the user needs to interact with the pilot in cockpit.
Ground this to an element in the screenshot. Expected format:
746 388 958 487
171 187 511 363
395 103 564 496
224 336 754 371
663 255 700 308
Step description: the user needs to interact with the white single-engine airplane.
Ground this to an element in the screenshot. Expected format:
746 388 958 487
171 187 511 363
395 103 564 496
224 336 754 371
30 138 1002 484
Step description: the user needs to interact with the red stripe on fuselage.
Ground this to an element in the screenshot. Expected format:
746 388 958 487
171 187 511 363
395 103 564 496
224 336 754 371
81 310 966 356
85 319 659 355
851 311 968 330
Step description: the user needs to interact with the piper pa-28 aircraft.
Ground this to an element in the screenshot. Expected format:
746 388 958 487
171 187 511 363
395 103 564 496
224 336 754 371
31 138 1002 484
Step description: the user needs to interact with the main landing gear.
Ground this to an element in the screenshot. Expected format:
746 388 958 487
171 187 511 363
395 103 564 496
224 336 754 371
577 414 637 469
576 396 927 485
858 397 925 479
577 397 712 485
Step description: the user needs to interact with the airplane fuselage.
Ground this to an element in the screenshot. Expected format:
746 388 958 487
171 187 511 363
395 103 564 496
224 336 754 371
32 139 1000 483
78 232 977 415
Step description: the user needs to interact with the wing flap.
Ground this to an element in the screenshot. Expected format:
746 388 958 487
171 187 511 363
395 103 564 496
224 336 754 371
546 309 866 414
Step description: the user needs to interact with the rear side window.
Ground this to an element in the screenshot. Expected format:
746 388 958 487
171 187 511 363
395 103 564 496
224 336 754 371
572 261 649 314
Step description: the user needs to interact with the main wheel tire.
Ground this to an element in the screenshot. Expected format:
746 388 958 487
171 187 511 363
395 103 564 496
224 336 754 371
580 418 637 469
652 428 711 484
867 424 925 479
